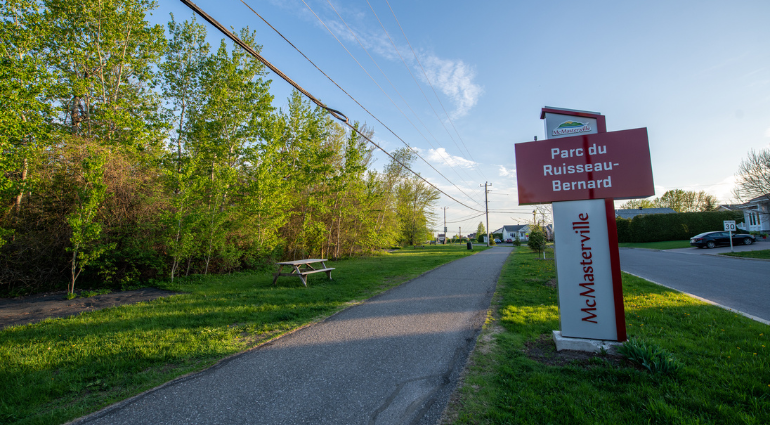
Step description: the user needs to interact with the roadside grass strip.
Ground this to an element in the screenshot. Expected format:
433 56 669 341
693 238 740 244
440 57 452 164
449 247 769 425
721 249 770 260
618 240 691 250
0 245 486 425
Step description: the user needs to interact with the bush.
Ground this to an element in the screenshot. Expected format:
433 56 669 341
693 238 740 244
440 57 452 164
527 228 547 254
616 211 743 243
618 338 682 375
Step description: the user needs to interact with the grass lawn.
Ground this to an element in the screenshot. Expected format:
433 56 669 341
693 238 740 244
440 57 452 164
721 249 770 260
618 240 692 249
448 247 770 424
0 245 486 425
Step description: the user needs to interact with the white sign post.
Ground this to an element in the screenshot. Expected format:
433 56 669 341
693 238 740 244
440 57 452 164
724 220 736 253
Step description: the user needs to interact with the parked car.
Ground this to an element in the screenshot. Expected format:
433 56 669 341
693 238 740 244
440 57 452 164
494 238 501 243
505 238 513 243
689 231 755 249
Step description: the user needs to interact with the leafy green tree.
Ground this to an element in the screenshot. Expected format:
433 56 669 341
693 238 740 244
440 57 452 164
0 0 56 246
44 0 165 147
527 226 547 257
476 221 486 243
159 14 209 281
619 199 656 209
66 148 112 296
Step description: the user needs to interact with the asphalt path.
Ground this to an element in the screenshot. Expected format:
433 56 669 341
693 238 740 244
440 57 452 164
619 248 770 322
74 247 512 425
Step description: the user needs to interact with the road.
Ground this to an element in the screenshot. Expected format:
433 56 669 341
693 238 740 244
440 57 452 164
74 247 512 425
619 248 770 322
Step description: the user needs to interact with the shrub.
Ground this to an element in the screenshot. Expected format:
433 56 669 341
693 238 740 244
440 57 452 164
618 338 682 375
527 228 547 255
616 211 743 243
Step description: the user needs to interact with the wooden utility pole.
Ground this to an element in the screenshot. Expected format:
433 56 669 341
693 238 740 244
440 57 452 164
480 182 491 246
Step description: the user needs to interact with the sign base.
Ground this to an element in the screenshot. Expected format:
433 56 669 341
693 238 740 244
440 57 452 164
552 331 622 354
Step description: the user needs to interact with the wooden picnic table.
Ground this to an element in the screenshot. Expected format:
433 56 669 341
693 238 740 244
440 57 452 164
272 259 334 287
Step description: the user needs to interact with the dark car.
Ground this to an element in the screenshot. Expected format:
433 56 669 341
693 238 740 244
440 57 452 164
690 231 755 249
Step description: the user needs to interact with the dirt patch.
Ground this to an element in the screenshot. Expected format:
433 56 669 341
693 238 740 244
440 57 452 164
0 288 182 329
543 278 557 289
524 334 635 369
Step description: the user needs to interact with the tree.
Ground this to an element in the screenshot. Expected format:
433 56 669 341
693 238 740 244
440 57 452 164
734 148 770 204
476 221 485 243
655 189 719 213
0 0 56 246
619 199 656 209
66 148 112 296
527 226 547 258
622 190 719 213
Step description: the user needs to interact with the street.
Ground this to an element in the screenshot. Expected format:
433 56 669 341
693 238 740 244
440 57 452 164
619 248 770 323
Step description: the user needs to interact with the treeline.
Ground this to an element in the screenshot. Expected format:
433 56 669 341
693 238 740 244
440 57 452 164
0 0 438 295
619 189 719 213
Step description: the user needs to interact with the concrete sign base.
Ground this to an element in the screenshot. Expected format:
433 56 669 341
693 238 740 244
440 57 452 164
552 330 622 354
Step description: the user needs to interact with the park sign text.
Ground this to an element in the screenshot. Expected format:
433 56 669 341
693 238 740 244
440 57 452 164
515 128 655 205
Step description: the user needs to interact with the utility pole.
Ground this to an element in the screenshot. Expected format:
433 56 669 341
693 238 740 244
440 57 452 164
459 226 461 240
480 182 491 246
442 207 448 245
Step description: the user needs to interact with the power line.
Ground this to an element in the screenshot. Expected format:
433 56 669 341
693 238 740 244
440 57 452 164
180 0 484 213
320 0 479 189
299 0 483 207
237 0 482 209
445 212 485 223
382 0 488 182
364 0 487 183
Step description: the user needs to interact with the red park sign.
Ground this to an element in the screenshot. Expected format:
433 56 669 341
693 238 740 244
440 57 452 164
515 128 655 205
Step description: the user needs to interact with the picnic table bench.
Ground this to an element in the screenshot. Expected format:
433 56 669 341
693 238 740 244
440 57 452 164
272 259 334 287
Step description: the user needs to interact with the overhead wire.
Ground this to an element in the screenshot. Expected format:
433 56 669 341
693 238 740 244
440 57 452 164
363 0 487 183
180 0 484 213
309 0 483 206
320 0 479 187
376 0 489 182
238 0 482 209
384 0 487 182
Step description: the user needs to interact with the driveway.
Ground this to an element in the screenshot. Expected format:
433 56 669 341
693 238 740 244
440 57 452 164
74 247 513 425
619 248 770 323
664 238 770 256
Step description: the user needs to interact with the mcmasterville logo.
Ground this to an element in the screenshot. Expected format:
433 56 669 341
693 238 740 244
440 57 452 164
553 120 592 136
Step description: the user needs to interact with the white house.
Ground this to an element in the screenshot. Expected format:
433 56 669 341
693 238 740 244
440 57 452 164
739 195 770 233
498 225 531 242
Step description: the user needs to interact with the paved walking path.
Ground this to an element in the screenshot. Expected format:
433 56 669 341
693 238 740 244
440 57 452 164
74 247 512 425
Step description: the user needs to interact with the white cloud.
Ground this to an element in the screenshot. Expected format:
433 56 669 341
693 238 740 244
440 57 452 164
764 127 770 138
420 55 483 118
426 148 476 168
498 165 515 177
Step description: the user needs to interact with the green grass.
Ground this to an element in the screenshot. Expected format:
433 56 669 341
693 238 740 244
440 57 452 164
721 249 770 260
450 247 770 424
618 240 692 249
0 245 486 425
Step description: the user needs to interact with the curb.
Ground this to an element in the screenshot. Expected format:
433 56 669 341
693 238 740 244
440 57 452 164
622 271 770 326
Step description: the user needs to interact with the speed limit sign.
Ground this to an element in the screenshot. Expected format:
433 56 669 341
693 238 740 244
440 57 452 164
724 220 736 232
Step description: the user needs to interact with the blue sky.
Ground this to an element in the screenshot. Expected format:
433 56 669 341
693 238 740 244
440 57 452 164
150 0 770 234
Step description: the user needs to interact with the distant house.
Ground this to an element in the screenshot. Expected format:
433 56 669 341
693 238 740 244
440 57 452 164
735 195 770 233
499 225 531 242
615 207 676 220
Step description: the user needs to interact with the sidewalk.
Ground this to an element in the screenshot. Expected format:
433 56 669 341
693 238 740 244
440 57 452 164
73 247 513 425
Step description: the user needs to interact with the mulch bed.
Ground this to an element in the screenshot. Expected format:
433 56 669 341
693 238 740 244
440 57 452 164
524 333 636 369
0 288 181 329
